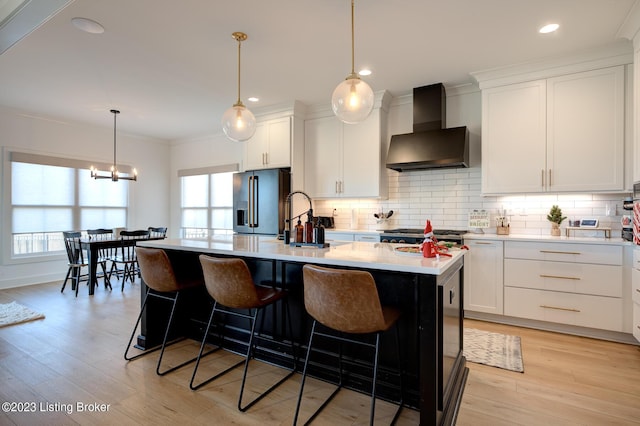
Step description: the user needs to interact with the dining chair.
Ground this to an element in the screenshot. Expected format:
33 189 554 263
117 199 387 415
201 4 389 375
61 231 90 297
148 227 167 238
109 229 150 290
87 228 114 290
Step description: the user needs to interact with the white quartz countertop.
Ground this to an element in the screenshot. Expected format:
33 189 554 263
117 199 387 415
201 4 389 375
138 235 466 276
463 232 632 246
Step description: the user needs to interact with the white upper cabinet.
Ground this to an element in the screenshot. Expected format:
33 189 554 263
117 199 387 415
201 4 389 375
304 91 390 199
481 66 625 194
546 67 624 192
482 80 547 194
304 116 342 197
244 116 291 170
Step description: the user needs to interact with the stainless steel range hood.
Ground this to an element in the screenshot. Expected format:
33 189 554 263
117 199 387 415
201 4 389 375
386 83 468 172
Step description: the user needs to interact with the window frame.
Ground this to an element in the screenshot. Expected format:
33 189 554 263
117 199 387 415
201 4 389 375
1 148 133 264
178 164 238 239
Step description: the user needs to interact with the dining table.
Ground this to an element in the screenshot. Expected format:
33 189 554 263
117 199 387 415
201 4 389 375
80 236 163 295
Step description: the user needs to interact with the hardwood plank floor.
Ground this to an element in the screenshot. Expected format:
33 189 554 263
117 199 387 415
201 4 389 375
1 281 639 425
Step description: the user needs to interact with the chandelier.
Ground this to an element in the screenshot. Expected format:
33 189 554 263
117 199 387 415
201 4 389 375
90 109 137 181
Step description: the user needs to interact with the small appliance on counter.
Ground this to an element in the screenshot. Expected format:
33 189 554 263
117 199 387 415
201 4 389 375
313 216 335 229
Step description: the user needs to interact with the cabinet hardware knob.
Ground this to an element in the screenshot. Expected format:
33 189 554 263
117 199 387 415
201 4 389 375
539 305 580 313
539 250 581 255
539 274 580 280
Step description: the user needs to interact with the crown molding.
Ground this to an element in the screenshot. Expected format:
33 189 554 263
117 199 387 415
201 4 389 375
471 41 633 89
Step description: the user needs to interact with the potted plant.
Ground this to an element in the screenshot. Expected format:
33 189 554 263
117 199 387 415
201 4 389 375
547 205 566 236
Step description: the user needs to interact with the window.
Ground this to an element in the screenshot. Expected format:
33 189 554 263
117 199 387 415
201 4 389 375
179 164 237 238
7 151 130 257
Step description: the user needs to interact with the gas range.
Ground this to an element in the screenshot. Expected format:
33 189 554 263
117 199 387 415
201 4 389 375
379 228 466 244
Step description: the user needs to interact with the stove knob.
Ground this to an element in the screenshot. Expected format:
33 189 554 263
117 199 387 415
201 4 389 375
399 239 406 244
390 239 398 243
381 238 389 243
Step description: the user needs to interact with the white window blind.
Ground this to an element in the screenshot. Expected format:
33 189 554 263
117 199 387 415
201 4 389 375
179 164 236 238
8 151 129 257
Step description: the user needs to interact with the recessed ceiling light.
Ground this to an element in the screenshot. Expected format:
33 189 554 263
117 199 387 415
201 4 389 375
358 69 372 76
247 97 259 102
539 23 559 34
71 17 104 34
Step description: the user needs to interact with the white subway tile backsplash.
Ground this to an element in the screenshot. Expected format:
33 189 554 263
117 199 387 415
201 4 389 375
313 166 631 236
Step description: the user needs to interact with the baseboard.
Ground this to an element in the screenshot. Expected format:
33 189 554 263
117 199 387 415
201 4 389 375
464 311 639 346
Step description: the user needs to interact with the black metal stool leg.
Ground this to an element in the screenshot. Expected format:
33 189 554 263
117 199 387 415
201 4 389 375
390 323 405 425
293 320 317 425
189 301 226 390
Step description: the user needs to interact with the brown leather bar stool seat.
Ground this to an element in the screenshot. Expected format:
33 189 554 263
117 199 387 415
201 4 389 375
124 247 204 375
191 255 296 412
294 264 404 426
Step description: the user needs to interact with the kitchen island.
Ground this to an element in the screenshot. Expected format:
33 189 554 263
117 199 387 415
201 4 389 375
137 235 468 425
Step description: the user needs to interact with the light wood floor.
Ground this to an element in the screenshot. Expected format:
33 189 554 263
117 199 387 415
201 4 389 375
0 281 639 425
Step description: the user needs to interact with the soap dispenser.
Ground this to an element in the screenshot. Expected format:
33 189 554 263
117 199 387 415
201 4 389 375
295 219 304 243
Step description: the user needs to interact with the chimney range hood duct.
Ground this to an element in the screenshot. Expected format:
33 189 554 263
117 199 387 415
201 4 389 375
386 83 468 172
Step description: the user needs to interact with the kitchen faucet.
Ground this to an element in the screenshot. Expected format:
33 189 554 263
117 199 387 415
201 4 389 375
285 190 313 240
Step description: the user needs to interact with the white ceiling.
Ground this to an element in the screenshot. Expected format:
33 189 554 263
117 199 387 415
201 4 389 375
0 0 636 141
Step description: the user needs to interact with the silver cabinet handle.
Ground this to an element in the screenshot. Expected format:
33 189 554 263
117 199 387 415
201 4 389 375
548 169 552 187
473 242 493 245
540 250 581 255
335 181 339 194
541 169 545 187
540 305 580 313
539 274 580 280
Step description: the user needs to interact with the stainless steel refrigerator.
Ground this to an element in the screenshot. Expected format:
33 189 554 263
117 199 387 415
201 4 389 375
233 168 291 235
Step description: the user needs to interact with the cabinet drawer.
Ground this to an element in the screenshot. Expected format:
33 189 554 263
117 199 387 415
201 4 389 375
505 241 621 265
633 247 640 269
354 234 379 242
324 232 355 242
633 268 640 304
504 259 622 297
504 287 623 332
634 302 640 342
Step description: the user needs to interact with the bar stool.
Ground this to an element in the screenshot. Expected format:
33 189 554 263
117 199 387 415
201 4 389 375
191 255 297 412
124 247 204 375
294 264 404 426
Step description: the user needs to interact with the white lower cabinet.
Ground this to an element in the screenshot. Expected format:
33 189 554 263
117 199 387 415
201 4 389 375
324 231 380 243
463 239 504 315
504 287 623 331
632 249 640 342
504 241 624 332
324 231 355 242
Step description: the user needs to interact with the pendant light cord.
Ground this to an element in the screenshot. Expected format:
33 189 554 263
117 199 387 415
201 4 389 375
111 109 119 170
350 0 355 75
236 36 242 105
231 32 247 107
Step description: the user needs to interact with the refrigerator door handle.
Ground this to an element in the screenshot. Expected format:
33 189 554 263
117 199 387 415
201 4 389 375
248 175 259 228
248 175 254 227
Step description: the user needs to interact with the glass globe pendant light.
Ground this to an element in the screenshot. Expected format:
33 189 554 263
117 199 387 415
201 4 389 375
331 0 374 124
221 32 256 142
